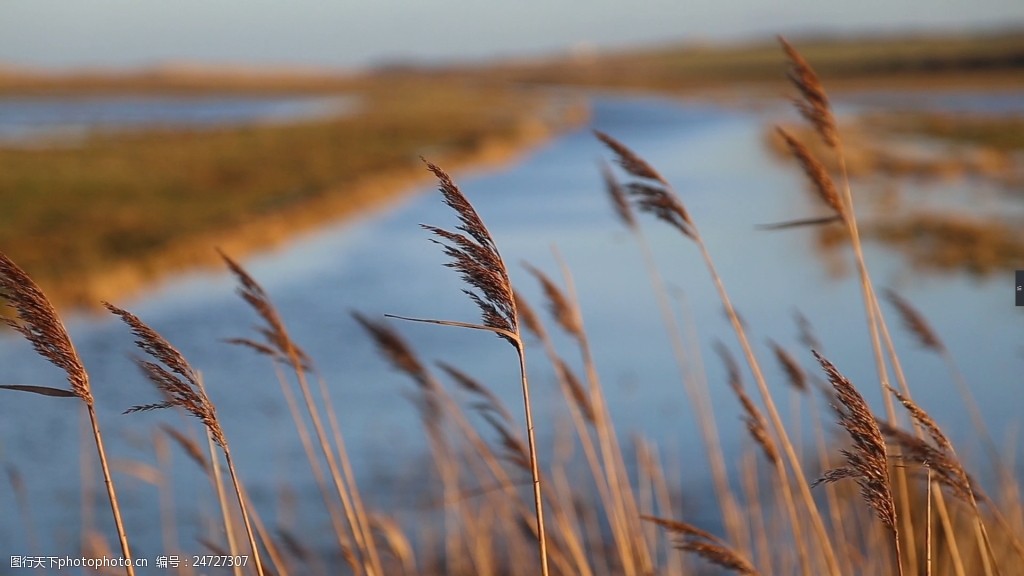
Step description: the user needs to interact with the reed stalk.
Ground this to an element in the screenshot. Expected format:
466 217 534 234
0 253 135 575
387 161 549 575
105 302 265 576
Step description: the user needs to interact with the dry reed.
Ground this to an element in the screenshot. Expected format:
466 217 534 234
385 161 549 575
0 252 135 575
222 251 382 576
105 302 264 576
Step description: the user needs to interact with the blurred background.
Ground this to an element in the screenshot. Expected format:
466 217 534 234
1 1 1022 573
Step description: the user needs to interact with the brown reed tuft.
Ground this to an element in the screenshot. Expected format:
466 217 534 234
812 351 897 530
877 421 975 503
775 127 844 217
600 159 637 230
106 302 226 448
0 253 136 574
886 387 977 503
768 339 808 393
678 541 761 576
436 361 513 425
794 310 822 353
420 161 519 346
593 130 668 184
595 131 694 238
159 424 209 472
554 357 595 425
642 515 761 575
625 182 694 239
884 289 944 353
523 262 583 339
219 249 313 370
481 411 531 472
107 301 265 574
513 289 545 340
401 161 549 575
716 343 779 465
0 252 91 402
353 311 440 425
779 36 838 148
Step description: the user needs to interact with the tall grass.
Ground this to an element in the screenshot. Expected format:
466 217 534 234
0 39 1019 576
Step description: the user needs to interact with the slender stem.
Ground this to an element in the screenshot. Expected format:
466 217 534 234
634 229 747 552
87 404 135 576
292 361 377 575
893 526 906 576
835 143 910 575
207 428 242 576
932 484 967 576
314 372 383 575
927 469 933 576
516 341 550 576
270 362 354 564
695 238 837 576
223 448 265 576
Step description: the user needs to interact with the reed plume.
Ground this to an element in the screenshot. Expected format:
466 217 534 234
778 36 838 148
716 343 779 465
775 127 844 218
884 289 943 353
222 251 381 576
768 339 808 393
597 129 837 576
387 161 549 575
105 302 264 576
0 252 134 575
812 351 903 574
600 159 637 230
812 351 896 529
643 515 761 575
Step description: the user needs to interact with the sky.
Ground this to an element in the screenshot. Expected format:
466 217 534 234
2 0 1023 71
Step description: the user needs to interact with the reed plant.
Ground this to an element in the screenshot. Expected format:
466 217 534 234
0 253 135 575
0 38 1019 576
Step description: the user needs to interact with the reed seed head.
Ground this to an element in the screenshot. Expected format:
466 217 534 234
600 159 637 230
716 342 779 465
779 36 838 148
768 339 807 393
106 302 225 447
595 131 695 239
219 249 312 370
643 515 760 575
594 130 667 184
0 252 91 404
422 161 519 346
775 127 844 217
884 289 944 353
523 263 583 339
812 351 896 530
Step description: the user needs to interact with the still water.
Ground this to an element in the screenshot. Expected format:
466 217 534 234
0 94 1019 562
0 95 357 143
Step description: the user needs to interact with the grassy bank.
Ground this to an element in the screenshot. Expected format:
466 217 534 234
0 78 587 307
489 29 1024 95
